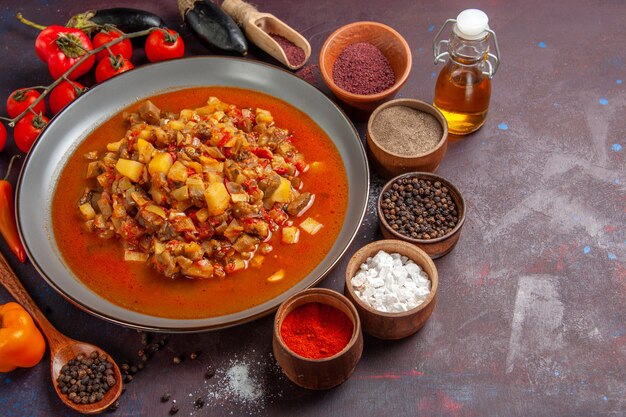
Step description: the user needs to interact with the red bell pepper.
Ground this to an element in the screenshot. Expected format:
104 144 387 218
0 156 26 263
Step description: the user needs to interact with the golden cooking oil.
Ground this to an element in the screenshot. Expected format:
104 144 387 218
432 9 500 135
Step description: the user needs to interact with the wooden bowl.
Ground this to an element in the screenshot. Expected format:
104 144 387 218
367 99 448 179
377 172 466 259
273 288 363 390
319 21 412 120
344 240 438 340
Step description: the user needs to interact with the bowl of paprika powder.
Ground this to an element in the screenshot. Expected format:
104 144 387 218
272 288 363 390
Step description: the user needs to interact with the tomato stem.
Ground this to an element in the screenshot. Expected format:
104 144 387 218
3 155 21 181
4 26 158 126
162 29 179 44
15 12 46 31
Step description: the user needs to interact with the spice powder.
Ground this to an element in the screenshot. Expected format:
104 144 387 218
371 106 443 155
280 302 353 359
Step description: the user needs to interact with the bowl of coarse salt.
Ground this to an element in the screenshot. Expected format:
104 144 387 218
344 239 438 340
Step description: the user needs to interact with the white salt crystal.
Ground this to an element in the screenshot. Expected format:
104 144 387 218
350 250 431 312
352 271 366 287
372 251 394 268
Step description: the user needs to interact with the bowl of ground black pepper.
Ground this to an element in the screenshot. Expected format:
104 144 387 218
377 172 466 259
319 21 412 120
367 99 448 178
272 288 363 390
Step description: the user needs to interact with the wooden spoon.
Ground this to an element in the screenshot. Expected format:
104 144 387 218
222 0 311 70
0 252 122 414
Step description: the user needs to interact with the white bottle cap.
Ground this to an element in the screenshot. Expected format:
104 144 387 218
454 9 489 40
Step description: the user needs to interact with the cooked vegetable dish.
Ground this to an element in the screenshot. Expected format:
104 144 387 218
78 96 322 280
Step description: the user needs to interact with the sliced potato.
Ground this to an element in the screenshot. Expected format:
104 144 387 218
205 182 230 216
195 208 209 223
171 186 189 201
106 139 124 152
270 177 293 203
250 255 264 268
300 217 323 235
267 269 285 282
115 159 145 183
79 203 96 220
281 226 300 244
148 152 173 175
124 250 149 262
136 138 155 163
167 161 188 183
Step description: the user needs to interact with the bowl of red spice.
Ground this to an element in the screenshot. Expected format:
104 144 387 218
367 99 449 179
272 288 363 390
319 21 412 119
377 172 466 259
344 239 438 340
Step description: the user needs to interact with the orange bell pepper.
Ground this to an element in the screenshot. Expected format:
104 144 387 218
0 302 46 372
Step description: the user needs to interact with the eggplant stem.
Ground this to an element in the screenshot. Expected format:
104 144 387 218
15 12 46 30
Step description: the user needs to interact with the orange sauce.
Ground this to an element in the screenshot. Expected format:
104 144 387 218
51 87 348 319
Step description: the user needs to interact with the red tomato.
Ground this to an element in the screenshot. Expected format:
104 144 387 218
145 29 185 62
49 81 86 115
95 55 134 83
14 113 49 153
0 122 6 152
45 29 96 80
93 29 133 62
6 89 46 119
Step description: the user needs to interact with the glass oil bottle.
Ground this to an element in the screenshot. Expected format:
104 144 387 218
433 9 501 135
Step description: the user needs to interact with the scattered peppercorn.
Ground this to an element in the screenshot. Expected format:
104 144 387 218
169 405 179 415
56 351 117 405
204 364 215 379
108 400 120 411
381 177 458 240
194 398 205 409
161 392 171 403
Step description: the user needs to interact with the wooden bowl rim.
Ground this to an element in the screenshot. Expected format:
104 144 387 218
345 239 438 318
377 172 466 244
273 288 361 362
367 98 449 159
319 21 412 102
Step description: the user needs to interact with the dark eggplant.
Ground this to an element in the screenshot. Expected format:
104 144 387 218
178 0 248 55
67 8 167 45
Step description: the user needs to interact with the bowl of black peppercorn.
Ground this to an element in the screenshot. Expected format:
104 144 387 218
377 172 465 259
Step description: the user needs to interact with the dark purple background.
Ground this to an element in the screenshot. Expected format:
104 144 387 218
1 1 624 416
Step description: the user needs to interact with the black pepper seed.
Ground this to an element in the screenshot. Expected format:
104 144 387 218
381 177 458 240
194 398 205 409
169 405 179 415
108 400 120 411
161 392 171 403
204 365 215 379
57 352 117 406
